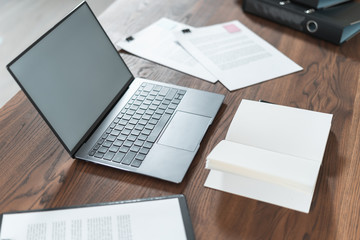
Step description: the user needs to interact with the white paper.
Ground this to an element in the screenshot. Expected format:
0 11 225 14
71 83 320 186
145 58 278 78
226 99 333 162
116 18 217 83
176 20 303 91
206 140 321 193
205 169 314 213
204 99 333 213
0 198 187 240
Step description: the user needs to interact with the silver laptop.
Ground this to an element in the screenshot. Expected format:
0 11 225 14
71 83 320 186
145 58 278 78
6 2 224 183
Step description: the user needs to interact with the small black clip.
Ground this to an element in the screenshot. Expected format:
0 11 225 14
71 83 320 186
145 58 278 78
126 36 134 42
181 28 191 34
259 99 274 104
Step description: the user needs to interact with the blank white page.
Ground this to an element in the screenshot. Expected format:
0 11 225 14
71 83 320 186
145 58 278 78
226 100 333 162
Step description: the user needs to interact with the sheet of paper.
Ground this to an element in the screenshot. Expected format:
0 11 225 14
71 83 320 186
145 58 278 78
116 18 217 83
204 169 314 213
226 99 333 162
0 198 187 240
175 20 303 91
206 140 320 193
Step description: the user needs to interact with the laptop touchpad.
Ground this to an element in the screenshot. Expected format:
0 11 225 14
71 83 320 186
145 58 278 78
158 111 211 152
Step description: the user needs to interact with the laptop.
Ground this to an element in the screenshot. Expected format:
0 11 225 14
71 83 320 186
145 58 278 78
6 2 224 183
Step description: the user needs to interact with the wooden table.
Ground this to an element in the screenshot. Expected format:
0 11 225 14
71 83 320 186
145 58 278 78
1 0 360 239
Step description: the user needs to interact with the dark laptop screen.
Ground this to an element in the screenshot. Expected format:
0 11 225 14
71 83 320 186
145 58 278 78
7 2 133 154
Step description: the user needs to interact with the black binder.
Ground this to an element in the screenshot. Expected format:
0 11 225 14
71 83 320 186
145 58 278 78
292 0 351 9
243 0 360 45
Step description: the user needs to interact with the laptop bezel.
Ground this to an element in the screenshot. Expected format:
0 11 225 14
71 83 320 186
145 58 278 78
6 1 135 157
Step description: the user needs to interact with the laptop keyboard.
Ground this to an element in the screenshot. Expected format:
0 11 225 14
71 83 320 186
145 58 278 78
89 82 186 168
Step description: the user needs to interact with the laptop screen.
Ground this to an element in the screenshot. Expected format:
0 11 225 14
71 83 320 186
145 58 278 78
7 2 133 154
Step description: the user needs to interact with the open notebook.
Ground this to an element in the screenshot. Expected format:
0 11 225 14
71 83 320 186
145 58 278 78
204 99 333 213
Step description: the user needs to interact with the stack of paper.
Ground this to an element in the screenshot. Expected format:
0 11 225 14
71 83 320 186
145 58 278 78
204 99 333 213
116 18 302 91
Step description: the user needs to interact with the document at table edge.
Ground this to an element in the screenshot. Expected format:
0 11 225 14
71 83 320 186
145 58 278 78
0 195 195 240
204 99 333 213
116 18 217 83
175 20 303 91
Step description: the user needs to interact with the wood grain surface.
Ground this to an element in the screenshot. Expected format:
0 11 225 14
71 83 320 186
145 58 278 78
1 0 360 239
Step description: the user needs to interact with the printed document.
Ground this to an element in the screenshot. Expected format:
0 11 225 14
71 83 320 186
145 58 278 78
116 18 217 83
175 20 303 91
0 198 187 240
204 99 332 213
